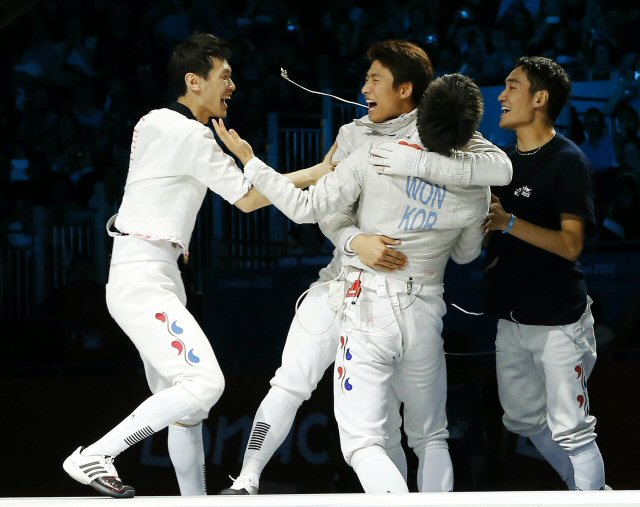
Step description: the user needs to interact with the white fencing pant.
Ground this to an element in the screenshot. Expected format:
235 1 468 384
495 296 598 451
265 281 405 471
106 237 225 426
334 272 449 493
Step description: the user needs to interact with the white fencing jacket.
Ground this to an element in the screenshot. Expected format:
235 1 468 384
244 131 499 292
111 107 251 256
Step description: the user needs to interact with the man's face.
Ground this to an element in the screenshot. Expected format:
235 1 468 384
200 57 235 119
361 60 406 123
497 66 536 130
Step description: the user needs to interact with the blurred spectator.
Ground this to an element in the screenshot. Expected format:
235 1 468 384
605 54 640 117
497 0 540 20
63 16 98 78
579 108 619 172
604 172 640 241
584 39 619 81
482 27 517 84
580 0 614 48
13 10 65 81
72 85 104 131
497 4 535 51
619 137 640 183
610 103 640 158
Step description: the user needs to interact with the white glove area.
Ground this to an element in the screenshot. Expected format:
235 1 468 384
369 141 427 177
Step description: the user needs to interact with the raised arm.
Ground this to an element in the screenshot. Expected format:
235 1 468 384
369 132 512 186
221 122 337 213
213 119 362 223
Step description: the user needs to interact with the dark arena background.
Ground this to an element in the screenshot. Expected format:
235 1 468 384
1 0 639 504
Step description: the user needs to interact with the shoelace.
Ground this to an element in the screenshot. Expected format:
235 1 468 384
102 456 120 478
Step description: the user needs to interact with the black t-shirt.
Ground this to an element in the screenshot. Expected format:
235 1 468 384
485 133 595 325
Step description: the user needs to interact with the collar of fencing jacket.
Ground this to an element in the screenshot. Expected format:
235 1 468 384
354 108 417 136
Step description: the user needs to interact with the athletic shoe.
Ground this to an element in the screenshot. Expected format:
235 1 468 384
218 475 258 495
63 447 135 498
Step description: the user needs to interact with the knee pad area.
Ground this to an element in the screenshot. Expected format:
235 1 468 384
269 385 305 410
349 445 387 469
178 369 225 412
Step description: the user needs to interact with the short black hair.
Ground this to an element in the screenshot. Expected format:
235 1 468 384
516 56 571 122
417 73 484 154
367 39 434 106
167 33 232 98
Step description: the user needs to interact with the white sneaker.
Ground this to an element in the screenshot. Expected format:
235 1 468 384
63 447 135 498
218 475 259 495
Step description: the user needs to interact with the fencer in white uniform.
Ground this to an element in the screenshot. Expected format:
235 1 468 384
221 43 512 495
214 74 509 493
61 33 332 499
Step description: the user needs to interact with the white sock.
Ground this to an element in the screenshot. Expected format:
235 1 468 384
386 441 408 481
529 426 576 489
416 444 454 492
83 385 201 458
168 423 206 495
353 450 409 493
238 387 302 485
569 441 605 490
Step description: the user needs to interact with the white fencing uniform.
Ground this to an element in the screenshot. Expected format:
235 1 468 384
240 113 419 489
107 104 251 421
85 104 253 495
240 133 499 492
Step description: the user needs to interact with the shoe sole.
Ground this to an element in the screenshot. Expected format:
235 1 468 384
63 451 135 499
91 479 136 499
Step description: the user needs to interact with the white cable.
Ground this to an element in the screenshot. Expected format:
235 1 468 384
293 275 342 336
451 303 484 316
280 68 368 109
445 350 496 357
293 274 495 357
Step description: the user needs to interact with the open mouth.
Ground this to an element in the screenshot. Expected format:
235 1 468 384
222 96 231 108
366 99 377 111
500 105 511 117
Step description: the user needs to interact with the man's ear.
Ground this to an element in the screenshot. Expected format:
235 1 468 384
399 82 413 99
533 89 549 110
184 72 200 92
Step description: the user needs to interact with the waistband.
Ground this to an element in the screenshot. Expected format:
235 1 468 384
111 235 181 265
343 266 443 297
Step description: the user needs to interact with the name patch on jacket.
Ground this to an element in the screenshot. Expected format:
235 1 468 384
397 176 447 231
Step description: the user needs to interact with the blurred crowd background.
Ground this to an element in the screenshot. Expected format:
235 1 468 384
1 0 640 243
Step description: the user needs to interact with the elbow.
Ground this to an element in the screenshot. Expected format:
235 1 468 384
291 212 317 224
565 244 583 262
234 200 256 213
497 161 513 186
451 249 480 265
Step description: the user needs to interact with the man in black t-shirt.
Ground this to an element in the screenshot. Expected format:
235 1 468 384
483 56 606 491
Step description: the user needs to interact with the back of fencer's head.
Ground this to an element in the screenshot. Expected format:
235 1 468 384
167 32 232 98
417 73 484 154
367 39 434 106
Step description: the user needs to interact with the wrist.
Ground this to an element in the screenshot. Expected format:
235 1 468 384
345 233 362 254
242 155 256 167
502 213 516 234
